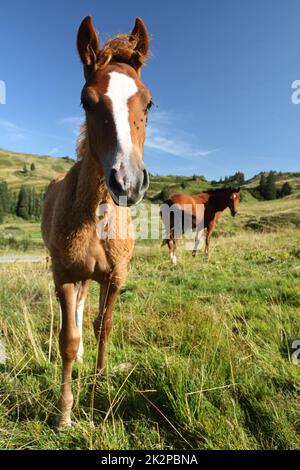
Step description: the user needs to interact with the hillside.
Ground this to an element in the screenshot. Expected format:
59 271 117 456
244 171 300 190
0 148 299 203
0 148 74 191
148 172 300 202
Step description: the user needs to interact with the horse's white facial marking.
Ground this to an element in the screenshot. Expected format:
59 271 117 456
105 71 138 167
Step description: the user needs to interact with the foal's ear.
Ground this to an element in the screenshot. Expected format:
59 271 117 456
77 16 100 67
130 17 149 71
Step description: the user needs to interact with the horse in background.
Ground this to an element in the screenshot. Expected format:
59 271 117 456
161 187 241 263
42 16 152 431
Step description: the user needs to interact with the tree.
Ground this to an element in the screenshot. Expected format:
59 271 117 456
30 162 36 171
0 181 10 213
264 171 277 200
16 186 30 219
181 180 187 189
233 171 245 186
279 182 293 198
258 173 267 198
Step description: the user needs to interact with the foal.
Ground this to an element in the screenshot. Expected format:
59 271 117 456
161 188 240 263
41 16 152 430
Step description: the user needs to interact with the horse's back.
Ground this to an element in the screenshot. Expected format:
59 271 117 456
166 193 196 208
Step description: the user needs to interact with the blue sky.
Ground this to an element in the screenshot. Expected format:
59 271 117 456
0 0 299 179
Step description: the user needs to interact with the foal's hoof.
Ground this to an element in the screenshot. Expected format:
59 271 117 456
192 250 196 257
54 416 73 433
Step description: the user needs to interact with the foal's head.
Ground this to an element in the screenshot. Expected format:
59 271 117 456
77 16 152 206
227 188 241 216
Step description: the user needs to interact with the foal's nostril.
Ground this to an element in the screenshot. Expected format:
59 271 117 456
140 169 149 192
109 169 125 194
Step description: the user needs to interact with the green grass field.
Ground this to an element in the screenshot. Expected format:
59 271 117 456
0 149 299 449
0 187 299 449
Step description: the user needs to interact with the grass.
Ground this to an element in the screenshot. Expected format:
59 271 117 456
0 224 299 449
0 164 299 449
0 148 73 191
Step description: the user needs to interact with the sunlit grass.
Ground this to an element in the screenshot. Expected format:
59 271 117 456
0 226 299 449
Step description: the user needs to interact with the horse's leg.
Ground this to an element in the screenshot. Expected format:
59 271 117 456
192 225 203 257
172 238 177 265
93 280 119 371
205 220 215 256
55 282 80 431
75 280 90 363
167 238 174 263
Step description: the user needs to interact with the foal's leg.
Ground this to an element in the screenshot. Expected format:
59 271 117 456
75 280 89 363
56 282 80 431
93 280 119 371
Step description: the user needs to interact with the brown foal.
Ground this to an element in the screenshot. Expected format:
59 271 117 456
41 16 152 430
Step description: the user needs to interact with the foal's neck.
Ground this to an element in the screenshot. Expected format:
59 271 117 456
73 151 106 225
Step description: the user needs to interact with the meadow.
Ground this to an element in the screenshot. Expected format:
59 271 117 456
0 186 299 450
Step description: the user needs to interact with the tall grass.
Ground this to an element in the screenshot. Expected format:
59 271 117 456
0 228 299 449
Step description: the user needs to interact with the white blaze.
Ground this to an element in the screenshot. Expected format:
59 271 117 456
105 71 138 166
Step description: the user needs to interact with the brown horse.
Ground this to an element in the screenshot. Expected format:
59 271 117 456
41 16 152 430
161 187 240 263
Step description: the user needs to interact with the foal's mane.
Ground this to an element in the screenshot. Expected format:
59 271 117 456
76 122 88 161
96 33 149 69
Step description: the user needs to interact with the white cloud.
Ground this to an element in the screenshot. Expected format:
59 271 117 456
146 110 218 161
0 120 28 141
59 116 83 136
47 147 59 156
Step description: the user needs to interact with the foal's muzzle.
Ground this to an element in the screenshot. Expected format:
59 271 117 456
231 209 238 217
108 163 149 207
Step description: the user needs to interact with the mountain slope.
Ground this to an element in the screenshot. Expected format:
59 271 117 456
0 148 74 191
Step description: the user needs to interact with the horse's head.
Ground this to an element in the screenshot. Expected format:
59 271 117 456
228 188 241 216
77 16 152 206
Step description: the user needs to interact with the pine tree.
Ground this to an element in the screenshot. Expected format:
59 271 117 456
259 174 267 198
280 182 293 197
16 186 30 219
264 171 277 200
0 181 10 213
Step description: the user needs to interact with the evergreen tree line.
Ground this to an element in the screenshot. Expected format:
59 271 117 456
258 172 293 200
211 171 245 187
0 181 45 223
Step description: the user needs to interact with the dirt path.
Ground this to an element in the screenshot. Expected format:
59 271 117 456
0 255 45 263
